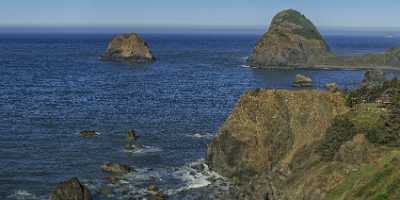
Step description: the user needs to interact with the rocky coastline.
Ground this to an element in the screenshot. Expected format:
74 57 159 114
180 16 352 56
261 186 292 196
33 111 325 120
45 9 400 200
206 70 400 199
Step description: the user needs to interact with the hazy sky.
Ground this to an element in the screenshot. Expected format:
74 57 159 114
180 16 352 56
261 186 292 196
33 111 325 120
0 0 399 29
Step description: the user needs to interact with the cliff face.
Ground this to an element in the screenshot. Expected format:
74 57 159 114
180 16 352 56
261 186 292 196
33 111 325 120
102 33 155 63
207 89 348 178
247 9 332 67
207 89 400 200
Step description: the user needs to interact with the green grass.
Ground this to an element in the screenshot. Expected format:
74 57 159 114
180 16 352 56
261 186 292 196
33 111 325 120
326 151 400 200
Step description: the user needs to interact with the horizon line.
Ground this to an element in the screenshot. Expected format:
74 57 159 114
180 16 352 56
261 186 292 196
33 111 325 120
1 25 400 35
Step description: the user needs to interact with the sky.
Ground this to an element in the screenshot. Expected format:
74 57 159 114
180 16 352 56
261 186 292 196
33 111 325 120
0 0 399 33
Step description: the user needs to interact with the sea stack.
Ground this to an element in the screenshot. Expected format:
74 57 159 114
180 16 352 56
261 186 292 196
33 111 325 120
102 33 155 63
247 9 331 68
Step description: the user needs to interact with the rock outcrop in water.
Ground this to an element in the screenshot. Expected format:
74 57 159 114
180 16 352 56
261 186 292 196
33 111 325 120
247 9 332 67
293 74 313 87
101 163 133 174
102 33 155 63
207 87 400 199
80 130 97 137
248 9 400 69
49 178 92 200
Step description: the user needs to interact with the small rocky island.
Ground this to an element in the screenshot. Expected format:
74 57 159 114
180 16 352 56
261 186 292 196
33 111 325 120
248 9 400 68
102 33 155 63
248 9 332 67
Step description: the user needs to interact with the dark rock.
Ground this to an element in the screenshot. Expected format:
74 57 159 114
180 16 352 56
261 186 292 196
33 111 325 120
80 130 97 137
102 33 155 63
361 69 385 88
49 177 92 200
127 129 139 143
101 163 132 174
293 74 313 87
248 9 331 68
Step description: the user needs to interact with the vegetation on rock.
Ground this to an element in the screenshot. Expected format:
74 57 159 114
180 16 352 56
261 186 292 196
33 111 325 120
248 9 400 68
208 82 400 199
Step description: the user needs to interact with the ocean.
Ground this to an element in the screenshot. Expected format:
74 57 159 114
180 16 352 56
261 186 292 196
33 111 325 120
1 33 400 199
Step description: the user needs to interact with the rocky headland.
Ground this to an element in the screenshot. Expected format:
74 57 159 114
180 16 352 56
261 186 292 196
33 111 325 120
248 9 400 69
207 71 400 199
102 33 155 63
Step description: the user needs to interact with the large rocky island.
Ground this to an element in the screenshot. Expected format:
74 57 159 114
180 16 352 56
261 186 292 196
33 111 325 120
207 74 400 199
102 33 155 63
248 9 400 69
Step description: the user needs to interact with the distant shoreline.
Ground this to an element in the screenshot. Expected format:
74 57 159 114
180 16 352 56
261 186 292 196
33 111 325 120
249 64 400 71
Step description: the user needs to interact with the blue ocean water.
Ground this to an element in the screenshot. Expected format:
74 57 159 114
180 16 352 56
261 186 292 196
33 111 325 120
0 33 400 199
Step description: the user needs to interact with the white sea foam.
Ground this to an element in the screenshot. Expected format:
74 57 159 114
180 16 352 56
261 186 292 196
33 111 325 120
123 145 162 154
172 159 225 192
241 56 249 61
188 132 214 139
7 190 39 200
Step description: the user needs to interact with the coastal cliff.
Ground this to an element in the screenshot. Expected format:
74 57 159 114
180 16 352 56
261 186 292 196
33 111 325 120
207 86 400 199
102 33 155 63
248 9 400 69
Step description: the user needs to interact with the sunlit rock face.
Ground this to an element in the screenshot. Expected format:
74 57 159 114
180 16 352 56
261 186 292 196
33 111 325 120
102 33 155 63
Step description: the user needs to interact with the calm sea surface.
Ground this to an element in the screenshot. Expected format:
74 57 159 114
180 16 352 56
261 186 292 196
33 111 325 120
1 33 400 199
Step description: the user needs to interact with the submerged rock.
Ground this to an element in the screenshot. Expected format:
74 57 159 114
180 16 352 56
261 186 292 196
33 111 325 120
101 163 133 174
49 178 92 200
248 9 331 67
102 33 155 63
293 74 313 87
80 130 97 137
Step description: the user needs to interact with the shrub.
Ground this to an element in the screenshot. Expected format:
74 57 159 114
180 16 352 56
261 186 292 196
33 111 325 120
318 116 358 161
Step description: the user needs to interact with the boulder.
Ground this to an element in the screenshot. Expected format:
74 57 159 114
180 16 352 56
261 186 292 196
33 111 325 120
247 9 331 67
293 74 313 87
325 82 338 92
80 130 97 137
49 178 92 200
101 163 132 174
361 69 385 88
102 33 155 63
